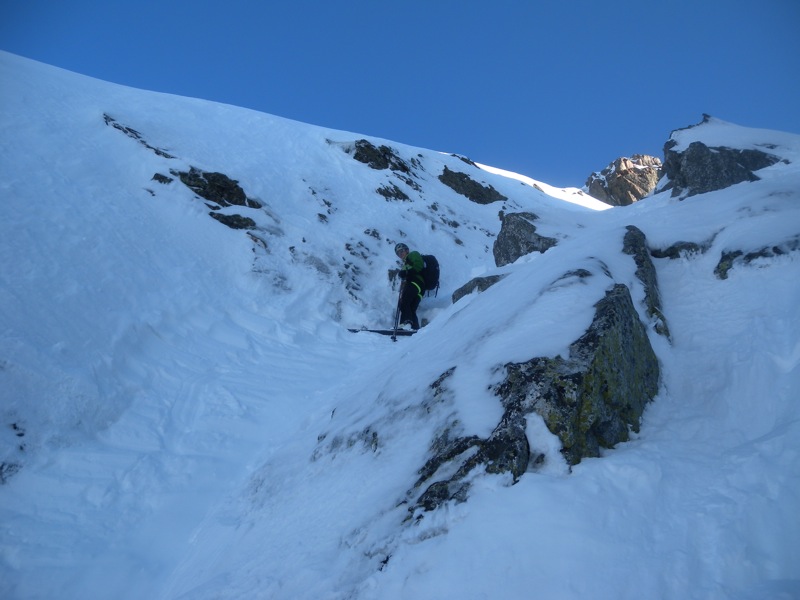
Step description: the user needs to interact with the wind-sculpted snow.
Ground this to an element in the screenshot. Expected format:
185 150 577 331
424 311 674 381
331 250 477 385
1 52 800 600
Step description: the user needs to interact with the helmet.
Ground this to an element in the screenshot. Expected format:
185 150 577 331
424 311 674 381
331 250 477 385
394 243 409 255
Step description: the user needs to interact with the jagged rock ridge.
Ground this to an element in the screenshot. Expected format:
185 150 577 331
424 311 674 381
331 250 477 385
585 154 662 206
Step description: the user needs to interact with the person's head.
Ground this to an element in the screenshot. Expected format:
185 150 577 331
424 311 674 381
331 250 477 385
395 243 409 259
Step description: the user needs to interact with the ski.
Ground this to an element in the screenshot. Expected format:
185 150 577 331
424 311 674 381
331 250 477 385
348 328 417 337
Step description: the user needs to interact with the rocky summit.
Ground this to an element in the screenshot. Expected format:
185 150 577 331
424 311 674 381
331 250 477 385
585 154 662 206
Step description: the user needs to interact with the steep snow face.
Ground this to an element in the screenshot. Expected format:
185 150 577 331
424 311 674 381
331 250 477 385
1 52 800 600
0 49 607 460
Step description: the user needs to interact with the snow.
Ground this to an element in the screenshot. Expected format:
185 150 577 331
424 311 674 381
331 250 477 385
1 51 799 599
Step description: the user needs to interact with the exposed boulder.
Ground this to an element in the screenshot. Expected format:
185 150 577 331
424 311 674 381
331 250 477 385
585 155 662 206
493 212 557 267
658 116 781 198
438 166 507 204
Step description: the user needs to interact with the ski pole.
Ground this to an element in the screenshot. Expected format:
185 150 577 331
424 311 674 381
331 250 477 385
392 280 405 342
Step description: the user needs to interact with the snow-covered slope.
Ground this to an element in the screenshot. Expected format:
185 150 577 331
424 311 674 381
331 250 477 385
1 52 799 600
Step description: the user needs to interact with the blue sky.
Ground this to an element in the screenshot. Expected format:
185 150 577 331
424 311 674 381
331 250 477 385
2 0 799 187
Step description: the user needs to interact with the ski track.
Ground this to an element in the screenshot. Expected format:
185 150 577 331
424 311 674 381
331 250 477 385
0 300 368 600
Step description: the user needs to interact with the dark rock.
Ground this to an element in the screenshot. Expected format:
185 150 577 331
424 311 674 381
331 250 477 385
622 225 670 338
493 212 557 267
495 284 660 466
659 117 780 198
714 251 744 280
414 434 481 488
586 155 662 206
438 166 507 204
477 409 530 481
173 167 262 209
651 241 706 259
209 213 257 230
0 462 21 484
410 283 660 513
451 274 507 303
714 235 800 279
352 139 410 173
451 154 478 167
103 113 176 159
415 481 452 511
377 183 410 201
152 173 173 184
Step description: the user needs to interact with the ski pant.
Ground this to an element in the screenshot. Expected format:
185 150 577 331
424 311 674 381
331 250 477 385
398 282 422 329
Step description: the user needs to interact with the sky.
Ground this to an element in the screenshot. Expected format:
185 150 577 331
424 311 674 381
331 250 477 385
2 51 800 598
1 0 799 187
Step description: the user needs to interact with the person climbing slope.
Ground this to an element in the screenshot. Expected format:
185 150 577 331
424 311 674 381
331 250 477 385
394 242 424 330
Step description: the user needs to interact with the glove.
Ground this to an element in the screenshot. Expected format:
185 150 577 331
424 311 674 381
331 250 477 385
398 270 407 280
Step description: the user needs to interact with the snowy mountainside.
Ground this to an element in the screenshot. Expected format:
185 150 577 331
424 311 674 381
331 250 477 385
0 48 601 463
2 52 800 600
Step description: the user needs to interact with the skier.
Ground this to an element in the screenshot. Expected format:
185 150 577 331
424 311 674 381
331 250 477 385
394 242 424 330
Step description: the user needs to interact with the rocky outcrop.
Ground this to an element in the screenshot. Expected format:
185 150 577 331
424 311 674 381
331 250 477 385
409 226 670 512
103 113 176 159
585 155 662 206
171 167 262 209
209 213 257 230
410 279 661 513
714 235 800 280
493 283 659 466
658 116 781 198
409 367 533 514
623 226 670 339
377 183 410 201
351 139 410 173
451 274 507 304
493 212 557 267
438 166 507 204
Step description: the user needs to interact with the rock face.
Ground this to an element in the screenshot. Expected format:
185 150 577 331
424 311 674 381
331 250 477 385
410 280 661 513
351 139 410 173
408 226 671 512
585 155 662 206
494 284 660 466
658 116 781 198
438 166 507 204
493 212 557 267
623 225 670 339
